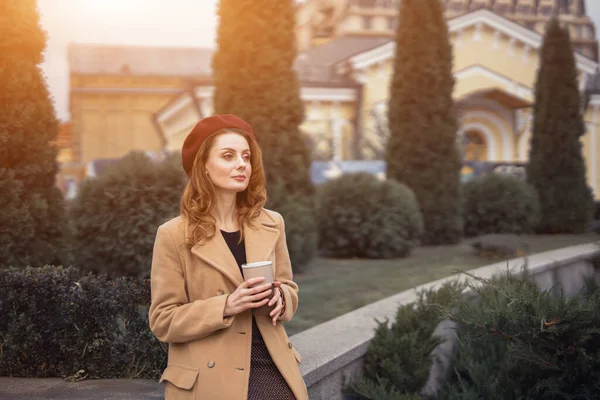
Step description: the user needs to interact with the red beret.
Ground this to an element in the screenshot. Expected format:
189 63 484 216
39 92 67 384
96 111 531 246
181 114 255 177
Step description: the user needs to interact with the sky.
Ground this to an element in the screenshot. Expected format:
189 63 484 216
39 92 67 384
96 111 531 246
38 0 600 122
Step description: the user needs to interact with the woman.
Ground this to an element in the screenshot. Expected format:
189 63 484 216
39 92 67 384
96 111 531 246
149 114 307 400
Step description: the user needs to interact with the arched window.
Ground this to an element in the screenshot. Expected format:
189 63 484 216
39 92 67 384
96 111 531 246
461 130 488 161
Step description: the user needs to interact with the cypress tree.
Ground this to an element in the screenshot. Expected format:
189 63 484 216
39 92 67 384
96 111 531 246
0 0 66 268
212 0 317 269
386 0 463 245
527 19 593 233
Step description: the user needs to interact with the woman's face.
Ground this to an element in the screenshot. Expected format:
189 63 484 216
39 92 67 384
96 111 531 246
205 132 252 194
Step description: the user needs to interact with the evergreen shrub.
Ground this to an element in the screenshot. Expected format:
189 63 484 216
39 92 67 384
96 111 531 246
527 19 594 233
0 266 166 379
463 173 540 237
349 269 600 399
273 196 318 274
70 151 186 279
345 282 465 400
386 0 463 245
440 272 600 399
0 0 67 268
213 0 317 268
316 173 423 259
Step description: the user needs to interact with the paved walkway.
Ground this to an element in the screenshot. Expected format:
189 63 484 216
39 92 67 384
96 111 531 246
0 378 162 400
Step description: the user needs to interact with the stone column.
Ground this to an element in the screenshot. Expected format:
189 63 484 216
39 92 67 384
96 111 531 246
331 102 342 161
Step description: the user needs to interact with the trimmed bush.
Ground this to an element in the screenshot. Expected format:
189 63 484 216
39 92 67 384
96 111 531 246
463 173 540 237
70 151 186 279
275 197 318 274
316 173 423 259
0 266 166 379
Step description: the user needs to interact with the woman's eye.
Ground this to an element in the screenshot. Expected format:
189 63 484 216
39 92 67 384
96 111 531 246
243 155 250 161
223 154 233 160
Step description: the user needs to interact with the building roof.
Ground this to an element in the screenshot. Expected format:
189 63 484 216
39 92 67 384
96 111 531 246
584 68 600 108
586 69 600 95
296 36 390 68
295 36 389 84
68 38 374 87
68 43 214 77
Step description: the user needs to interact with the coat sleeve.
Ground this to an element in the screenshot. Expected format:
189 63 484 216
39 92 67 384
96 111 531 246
149 224 235 343
273 212 299 322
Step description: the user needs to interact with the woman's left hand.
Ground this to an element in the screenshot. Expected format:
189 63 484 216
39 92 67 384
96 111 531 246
268 281 283 326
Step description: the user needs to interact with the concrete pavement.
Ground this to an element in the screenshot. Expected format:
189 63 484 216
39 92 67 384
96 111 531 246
0 378 163 400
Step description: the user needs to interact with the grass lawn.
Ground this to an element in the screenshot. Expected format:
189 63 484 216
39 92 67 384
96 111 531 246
285 233 599 336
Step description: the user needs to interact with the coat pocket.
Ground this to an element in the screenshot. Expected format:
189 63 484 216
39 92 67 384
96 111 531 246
160 364 199 400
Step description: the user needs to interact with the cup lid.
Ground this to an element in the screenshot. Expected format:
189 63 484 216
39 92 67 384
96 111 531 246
241 261 272 268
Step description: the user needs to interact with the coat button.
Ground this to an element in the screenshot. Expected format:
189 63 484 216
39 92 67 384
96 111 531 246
288 342 293 349
217 290 225 296
207 361 215 368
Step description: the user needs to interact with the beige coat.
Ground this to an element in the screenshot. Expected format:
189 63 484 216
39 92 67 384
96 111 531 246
149 209 308 400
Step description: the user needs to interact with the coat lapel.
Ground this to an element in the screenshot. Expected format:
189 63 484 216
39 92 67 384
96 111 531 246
190 210 280 287
191 230 243 287
244 210 280 265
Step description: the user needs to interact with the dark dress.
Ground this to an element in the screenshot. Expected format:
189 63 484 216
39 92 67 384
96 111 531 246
220 230 296 400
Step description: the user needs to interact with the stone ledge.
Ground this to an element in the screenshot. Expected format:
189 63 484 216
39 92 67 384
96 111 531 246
291 242 600 390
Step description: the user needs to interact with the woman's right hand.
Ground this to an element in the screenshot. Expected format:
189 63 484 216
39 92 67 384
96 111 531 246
223 277 273 317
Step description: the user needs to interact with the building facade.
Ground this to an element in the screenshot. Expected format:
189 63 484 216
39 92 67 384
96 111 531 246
64 0 600 196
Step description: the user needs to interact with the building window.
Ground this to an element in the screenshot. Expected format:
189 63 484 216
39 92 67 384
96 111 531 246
539 6 553 16
461 130 488 162
375 0 395 8
470 1 487 11
447 1 464 12
494 4 509 14
358 0 377 7
516 5 532 15
387 16 397 31
363 16 373 30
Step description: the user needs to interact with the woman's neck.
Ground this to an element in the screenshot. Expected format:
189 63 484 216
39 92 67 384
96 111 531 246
213 192 239 232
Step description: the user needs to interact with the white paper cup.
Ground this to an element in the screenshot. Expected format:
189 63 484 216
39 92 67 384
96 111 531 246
241 261 275 316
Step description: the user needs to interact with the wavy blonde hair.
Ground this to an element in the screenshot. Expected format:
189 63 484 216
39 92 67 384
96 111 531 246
180 128 267 247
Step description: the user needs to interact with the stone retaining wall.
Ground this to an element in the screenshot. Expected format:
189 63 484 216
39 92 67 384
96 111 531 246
291 242 600 400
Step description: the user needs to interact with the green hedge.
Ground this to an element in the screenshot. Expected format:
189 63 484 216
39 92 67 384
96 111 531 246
0 266 165 380
463 174 540 237
316 173 424 259
274 197 318 274
69 151 186 279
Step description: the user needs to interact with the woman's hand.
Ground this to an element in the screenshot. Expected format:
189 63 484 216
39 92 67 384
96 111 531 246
268 281 284 326
223 277 273 317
